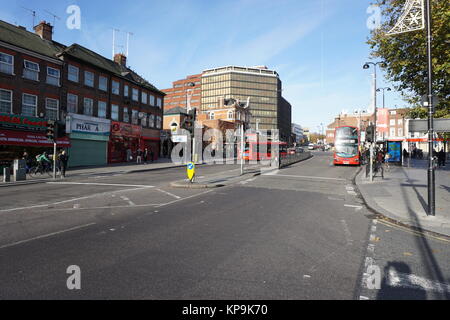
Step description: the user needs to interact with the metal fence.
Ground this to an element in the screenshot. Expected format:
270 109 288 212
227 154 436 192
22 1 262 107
279 152 312 168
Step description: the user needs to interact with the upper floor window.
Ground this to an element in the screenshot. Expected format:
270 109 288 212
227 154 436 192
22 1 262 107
23 60 39 81
45 98 59 120
112 80 120 95
22 93 37 117
390 119 396 126
156 97 162 108
0 89 12 113
111 104 119 121
46 67 60 86
99 76 108 91
131 109 138 124
149 95 155 106
132 88 139 101
156 116 162 129
0 52 14 75
123 107 129 123
68 64 79 82
227 111 234 120
84 71 94 87
124 85 129 97
149 114 155 127
142 92 148 104
141 113 147 127
98 101 107 118
209 112 215 120
83 97 93 116
67 93 78 113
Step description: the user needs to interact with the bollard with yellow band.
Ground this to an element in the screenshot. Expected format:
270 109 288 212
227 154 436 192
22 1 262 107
186 162 195 183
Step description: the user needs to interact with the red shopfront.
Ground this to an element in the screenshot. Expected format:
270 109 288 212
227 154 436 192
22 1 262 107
141 128 160 161
108 121 142 163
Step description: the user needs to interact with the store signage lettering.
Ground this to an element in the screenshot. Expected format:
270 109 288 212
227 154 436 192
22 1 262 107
0 113 47 131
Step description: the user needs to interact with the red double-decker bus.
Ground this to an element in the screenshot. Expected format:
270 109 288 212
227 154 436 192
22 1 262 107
242 141 288 161
333 126 360 166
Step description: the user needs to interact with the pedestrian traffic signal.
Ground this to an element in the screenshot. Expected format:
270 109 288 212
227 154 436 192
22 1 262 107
46 120 56 141
366 125 375 143
182 108 196 134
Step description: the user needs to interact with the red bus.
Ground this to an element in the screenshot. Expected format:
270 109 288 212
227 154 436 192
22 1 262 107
243 141 288 161
333 126 360 166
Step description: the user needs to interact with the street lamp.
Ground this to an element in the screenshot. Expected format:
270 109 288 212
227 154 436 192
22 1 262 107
237 99 251 176
376 87 392 109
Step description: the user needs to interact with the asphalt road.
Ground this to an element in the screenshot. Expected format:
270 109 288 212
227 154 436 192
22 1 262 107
0 152 449 300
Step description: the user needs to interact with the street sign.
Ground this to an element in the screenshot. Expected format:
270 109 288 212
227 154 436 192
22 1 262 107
186 162 195 183
172 135 187 143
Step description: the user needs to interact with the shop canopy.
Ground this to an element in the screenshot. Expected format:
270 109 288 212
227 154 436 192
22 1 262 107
0 130 70 147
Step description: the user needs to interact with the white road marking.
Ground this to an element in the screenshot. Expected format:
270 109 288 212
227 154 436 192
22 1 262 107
262 174 346 181
0 223 96 250
46 182 154 188
344 204 363 209
388 269 450 294
120 196 136 206
359 296 369 300
155 188 181 199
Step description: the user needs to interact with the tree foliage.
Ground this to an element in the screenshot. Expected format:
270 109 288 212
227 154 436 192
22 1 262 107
367 0 449 119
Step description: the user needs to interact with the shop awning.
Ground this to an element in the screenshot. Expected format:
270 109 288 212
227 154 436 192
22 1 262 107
0 130 71 147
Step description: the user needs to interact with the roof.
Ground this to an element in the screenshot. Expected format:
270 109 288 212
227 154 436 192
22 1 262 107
60 44 164 95
164 107 187 115
0 20 65 59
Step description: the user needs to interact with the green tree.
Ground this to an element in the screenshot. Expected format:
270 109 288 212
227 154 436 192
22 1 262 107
367 0 449 119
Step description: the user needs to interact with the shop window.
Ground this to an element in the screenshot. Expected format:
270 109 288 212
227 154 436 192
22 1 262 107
0 89 12 113
45 98 59 120
22 93 37 117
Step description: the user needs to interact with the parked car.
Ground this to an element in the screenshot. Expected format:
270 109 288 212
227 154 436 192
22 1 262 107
308 143 315 150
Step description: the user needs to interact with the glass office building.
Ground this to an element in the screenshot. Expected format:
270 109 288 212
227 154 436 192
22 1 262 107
201 66 281 131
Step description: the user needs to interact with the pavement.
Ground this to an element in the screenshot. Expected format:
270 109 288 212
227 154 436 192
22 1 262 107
355 158 450 237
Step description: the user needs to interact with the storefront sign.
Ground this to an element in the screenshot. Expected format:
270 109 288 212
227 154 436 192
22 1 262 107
111 121 141 137
67 113 110 136
0 113 47 132
0 129 70 147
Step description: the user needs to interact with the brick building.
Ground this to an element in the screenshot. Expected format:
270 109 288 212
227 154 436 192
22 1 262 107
162 74 201 114
0 19 164 167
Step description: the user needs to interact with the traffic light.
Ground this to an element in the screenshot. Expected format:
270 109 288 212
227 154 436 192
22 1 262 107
366 124 375 143
46 120 56 141
182 108 196 134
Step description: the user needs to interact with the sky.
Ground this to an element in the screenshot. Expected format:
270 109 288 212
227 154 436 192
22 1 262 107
2 0 409 133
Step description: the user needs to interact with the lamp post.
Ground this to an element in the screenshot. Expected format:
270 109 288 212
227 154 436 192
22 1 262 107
185 82 196 163
237 99 251 176
376 87 391 109
363 61 385 182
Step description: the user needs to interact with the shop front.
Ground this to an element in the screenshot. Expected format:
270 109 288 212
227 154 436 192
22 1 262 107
0 113 70 169
66 113 110 167
108 121 142 163
141 128 160 161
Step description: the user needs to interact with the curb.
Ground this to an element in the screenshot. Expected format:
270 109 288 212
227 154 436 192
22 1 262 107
353 166 450 239
170 171 261 189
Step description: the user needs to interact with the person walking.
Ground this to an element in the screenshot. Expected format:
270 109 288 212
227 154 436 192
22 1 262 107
438 148 446 167
149 148 154 163
143 148 149 164
58 150 69 178
136 148 143 164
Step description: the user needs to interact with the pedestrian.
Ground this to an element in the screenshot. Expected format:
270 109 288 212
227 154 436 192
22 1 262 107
143 148 149 164
59 150 69 178
126 148 132 162
149 148 154 163
438 148 445 167
136 148 143 164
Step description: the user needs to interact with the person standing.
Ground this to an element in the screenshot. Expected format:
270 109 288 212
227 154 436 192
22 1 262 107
136 148 143 164
438 148 446 167
149 148 154 163
143 148 149 164
58 150 69 178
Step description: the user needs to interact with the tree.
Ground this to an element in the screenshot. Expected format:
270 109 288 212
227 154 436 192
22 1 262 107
367 0 450 119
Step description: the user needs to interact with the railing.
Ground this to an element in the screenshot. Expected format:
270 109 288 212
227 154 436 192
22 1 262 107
279 152 312 168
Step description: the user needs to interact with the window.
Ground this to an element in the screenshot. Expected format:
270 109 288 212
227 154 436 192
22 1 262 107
149 95 155 106
124 85 129 97
67 94 78 113
123 107 129 123
83 98 93 116
23 60 39 81
142 92 148 104
398 119 403 126
156 97 162 108
149 114 155 127
84 71 94 87
98 101 107 118
45 98 59 120
141 114 147 127
131 109 138 124
132 88 139 101
112 80 120 95
227 111 234 120
398 128 403 137
390 128 396 137
22 94 37 117
209 112 215 120
46 67 60 86
156 116 162 129
68 65 79 82
390 119 396 126
390 111 397 115
0 89 12 113
99 76 108 91
0 52 14 74
111 104 119 121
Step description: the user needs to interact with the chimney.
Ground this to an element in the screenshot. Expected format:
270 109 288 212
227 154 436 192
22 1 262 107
114 53 127 67
34 21 53 41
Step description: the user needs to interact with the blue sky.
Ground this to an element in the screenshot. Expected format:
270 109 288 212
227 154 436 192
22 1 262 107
2 0 408 132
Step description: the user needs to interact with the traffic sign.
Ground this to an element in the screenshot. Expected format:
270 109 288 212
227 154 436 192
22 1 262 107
186 162 195 183
172 135 187 143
